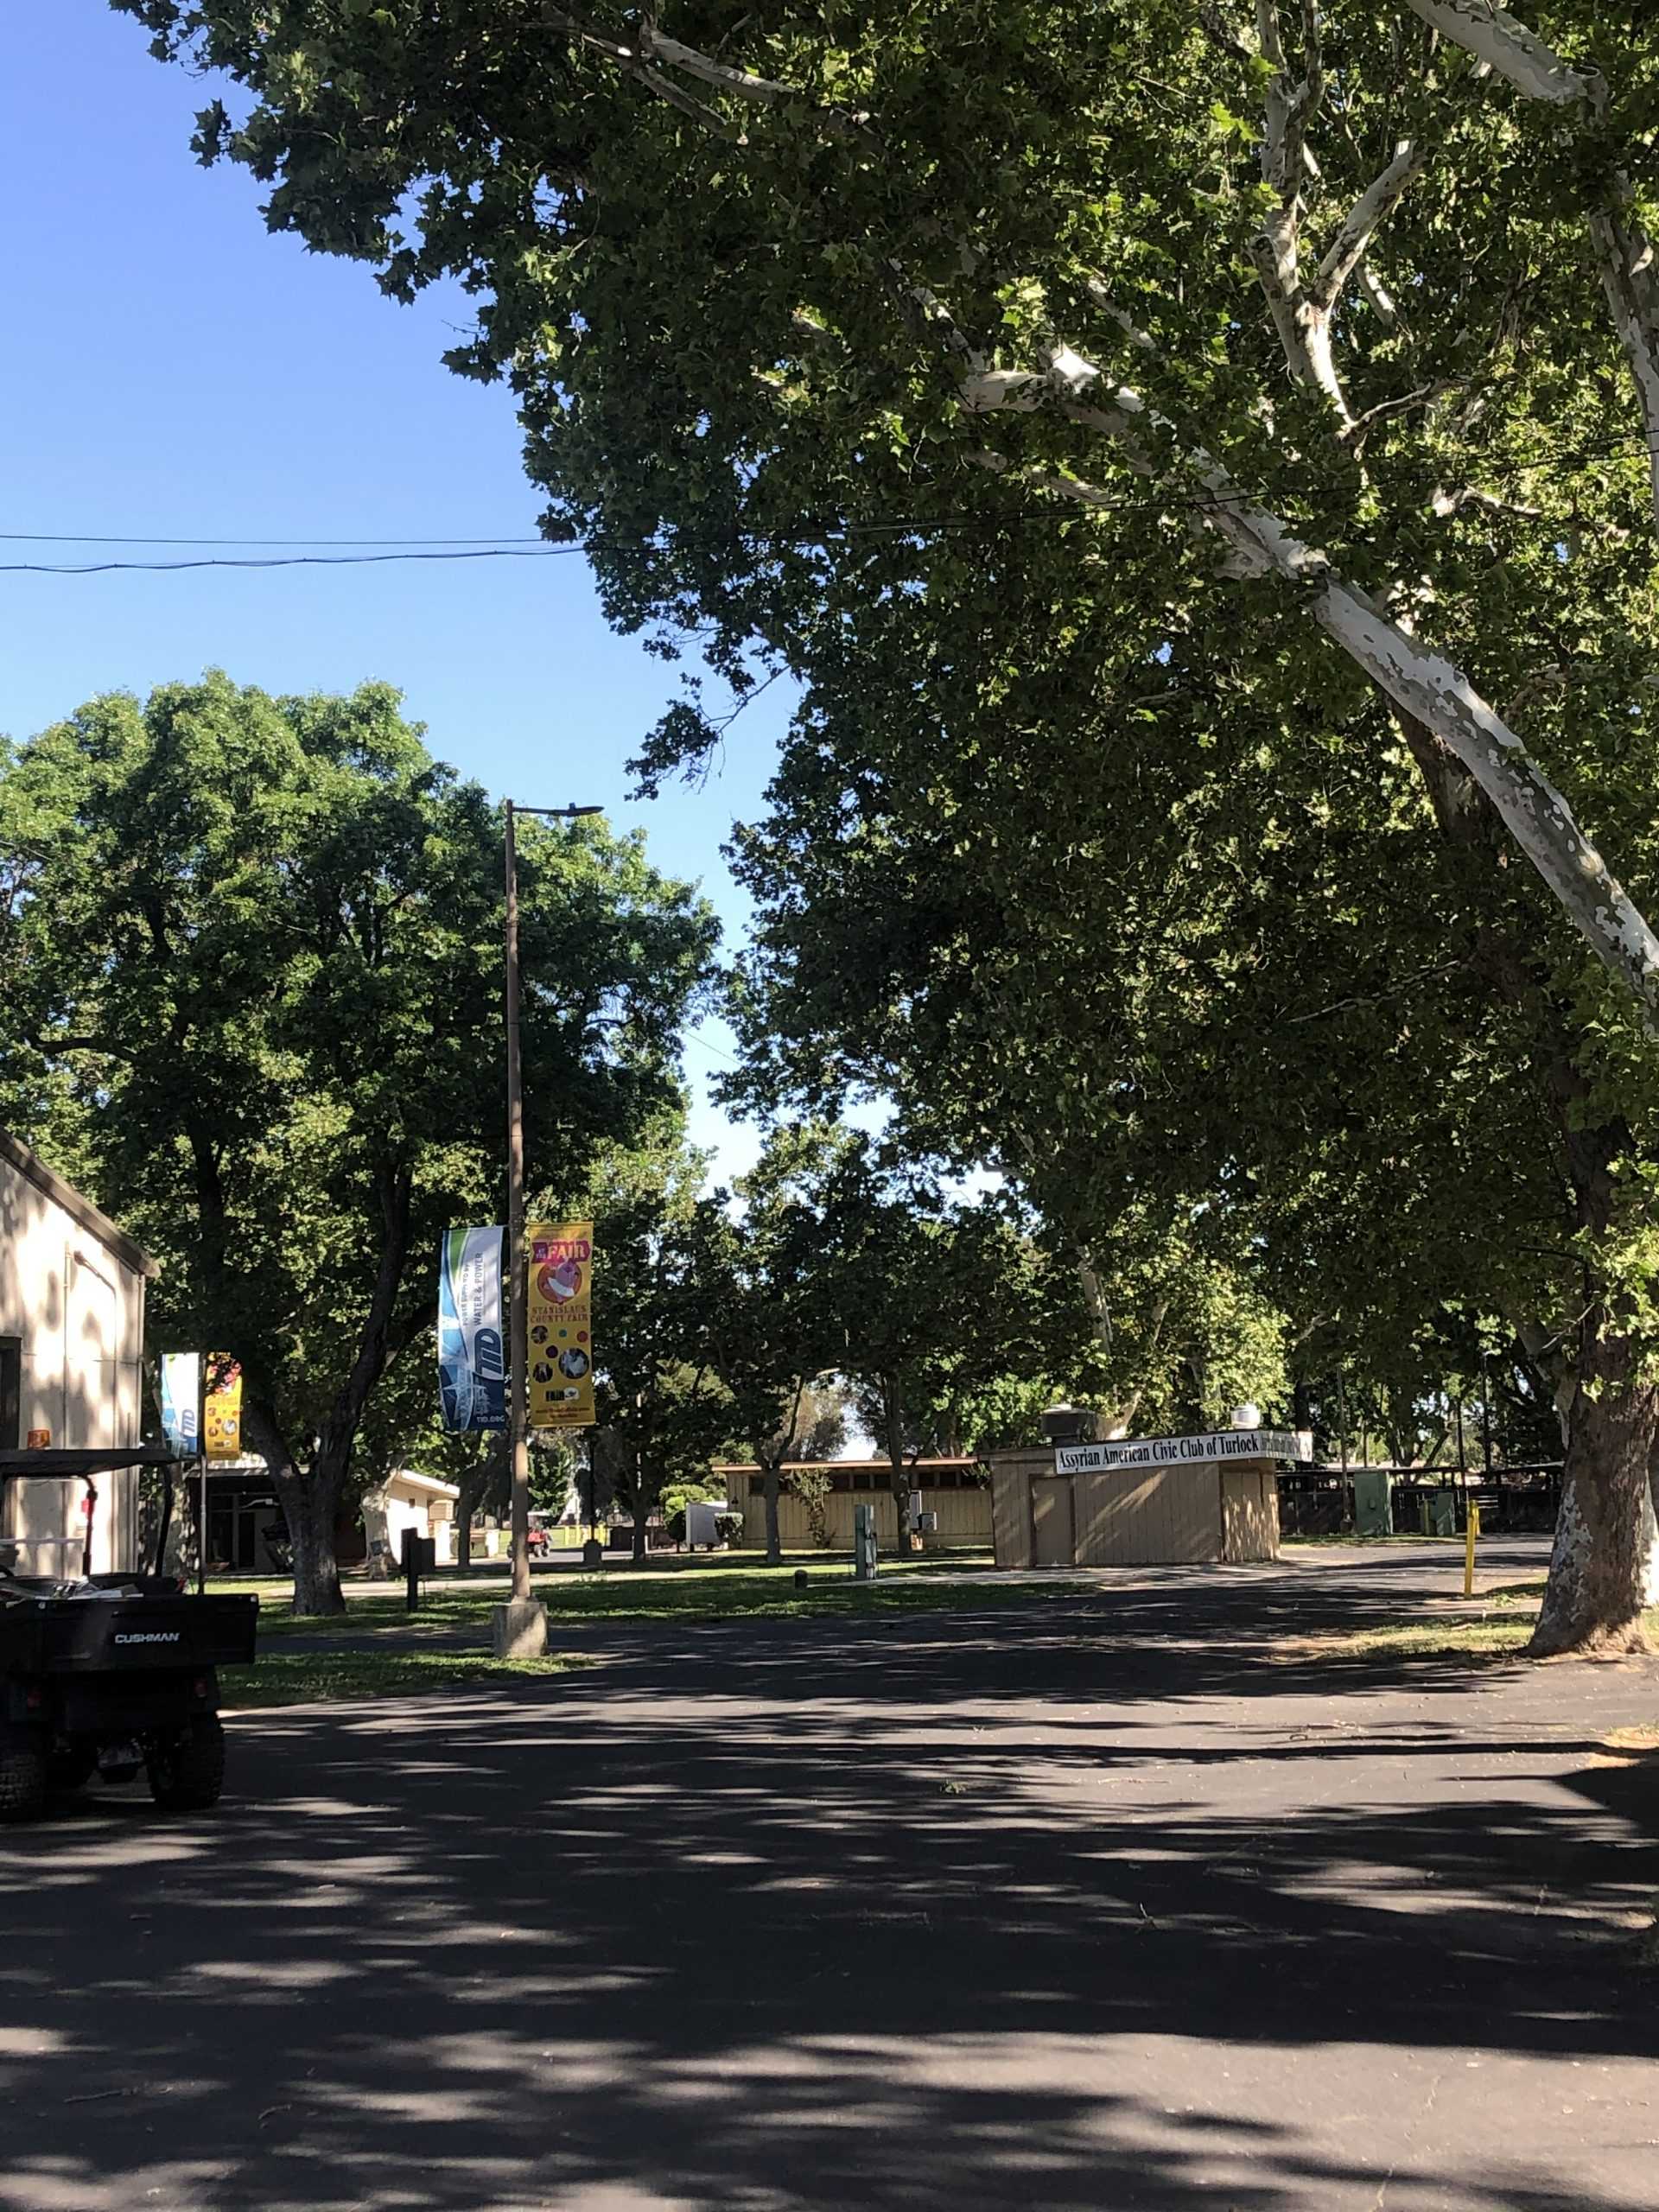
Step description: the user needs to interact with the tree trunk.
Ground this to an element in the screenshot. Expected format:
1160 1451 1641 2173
283 1455 348 1618
213 1157 414 1618
454 1433 509 1572
1075 1249 1113 1355
631 1509 648 1566
1388 705 1659 1651
762 1454 783 1565
756 1376 807 1567
1530 1329 1659 1656
241 1392 347 1618
881 1380 911 1548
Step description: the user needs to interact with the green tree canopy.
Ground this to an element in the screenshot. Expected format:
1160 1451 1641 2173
0 674 717 1611
659 1133 849 1562
581 1121 744 1560
118 2 1659 1645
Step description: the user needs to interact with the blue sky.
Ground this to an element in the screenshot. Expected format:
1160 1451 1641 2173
3 3 795 1180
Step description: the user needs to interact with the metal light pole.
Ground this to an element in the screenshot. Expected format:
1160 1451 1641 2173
504 800 601 1607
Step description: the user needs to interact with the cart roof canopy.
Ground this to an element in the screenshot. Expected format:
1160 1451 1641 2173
0 1446 181 1480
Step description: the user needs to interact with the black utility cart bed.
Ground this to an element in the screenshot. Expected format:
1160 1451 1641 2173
0 1446 258 1822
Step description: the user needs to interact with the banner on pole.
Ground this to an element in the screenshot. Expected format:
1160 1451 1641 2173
203 1357 244 1460
160 1352 201 1457
438 1227 507 1432
527 1219 594 1430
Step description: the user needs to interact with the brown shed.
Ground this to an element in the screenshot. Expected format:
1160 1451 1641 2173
986 1428 1306 1569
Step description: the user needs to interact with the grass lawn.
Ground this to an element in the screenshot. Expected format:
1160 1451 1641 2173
220 1649 588 1709
221 1548 1087 1640
1282 1533 1466 1546
213 1551 1085 1703
1310 1573 1659 1659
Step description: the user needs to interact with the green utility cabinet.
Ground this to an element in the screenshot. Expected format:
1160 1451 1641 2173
1412 1488 1459 1536
1353 1468 1393 1536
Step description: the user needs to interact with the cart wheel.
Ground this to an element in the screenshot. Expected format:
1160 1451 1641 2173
145 1716 226 1813
47 1743 98 1796
0 1742 48 1824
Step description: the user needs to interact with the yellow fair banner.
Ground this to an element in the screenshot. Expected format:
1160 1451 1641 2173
204 1357 245 1460
526 1221 594 1430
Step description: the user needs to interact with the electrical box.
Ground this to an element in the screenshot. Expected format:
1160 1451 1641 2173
1353 1468 1393 1537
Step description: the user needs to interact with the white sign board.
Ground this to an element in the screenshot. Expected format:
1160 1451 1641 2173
1055 1428 1313 1474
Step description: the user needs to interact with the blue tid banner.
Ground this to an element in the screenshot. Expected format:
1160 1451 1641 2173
438 1227 506 1432
159 1352 200 1456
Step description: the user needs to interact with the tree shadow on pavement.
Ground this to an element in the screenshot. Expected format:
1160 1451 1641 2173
1 1541 1655 2212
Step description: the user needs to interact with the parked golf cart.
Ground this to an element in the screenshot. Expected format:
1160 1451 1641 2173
0 1445 257 1823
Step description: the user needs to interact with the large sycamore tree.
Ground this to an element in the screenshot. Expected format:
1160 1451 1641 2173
0 676 715 1611
720 559 1623 1526
119 3 1659 1649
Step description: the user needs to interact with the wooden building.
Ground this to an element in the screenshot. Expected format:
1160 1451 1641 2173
0 1127 157 1575
987 1429 1301 1569
722 1458 992 1551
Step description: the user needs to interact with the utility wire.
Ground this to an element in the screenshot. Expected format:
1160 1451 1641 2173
0 503 1181 575
0 546 597 575
682 1026 742 1067
5 429 1656 575
0 532 550 547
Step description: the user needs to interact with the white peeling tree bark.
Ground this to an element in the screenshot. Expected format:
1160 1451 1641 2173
1403 0 1594 99
582 13 1659 1025
1589 200 1659 529
1531 1329 1659 1654
1511 1313 1659 1622
1220 9 1659 1020
973 357 1659 1024
1072 1250 1157 1440
554 10 1659 1651
1247 6 1659 1649
1407 0 1659 535
1248 2 1425 429
1306 575 1659 1014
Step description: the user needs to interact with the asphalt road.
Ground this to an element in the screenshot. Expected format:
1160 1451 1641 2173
2 1541 1656 2212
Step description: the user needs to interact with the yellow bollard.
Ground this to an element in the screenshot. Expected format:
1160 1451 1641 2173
1463 1502 1480 1599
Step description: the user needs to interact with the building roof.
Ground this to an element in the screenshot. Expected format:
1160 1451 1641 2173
0 1126 159 1281
714 1456 977 1475
379 1468 462 1501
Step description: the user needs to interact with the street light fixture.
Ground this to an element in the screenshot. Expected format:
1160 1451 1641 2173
497 798 602 1650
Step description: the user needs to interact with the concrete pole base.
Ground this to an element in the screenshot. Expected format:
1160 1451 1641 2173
491 1599 549 1658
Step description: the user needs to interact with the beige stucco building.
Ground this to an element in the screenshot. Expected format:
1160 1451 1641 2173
360 1468 462 1572
987 1433 1291 1569
0 1128 156 1575
725 1458 993 1551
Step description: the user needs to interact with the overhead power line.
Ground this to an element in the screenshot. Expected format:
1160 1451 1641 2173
0 506 1154 575
4 428 1656 575
0 532 550 548
0 546 593 575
